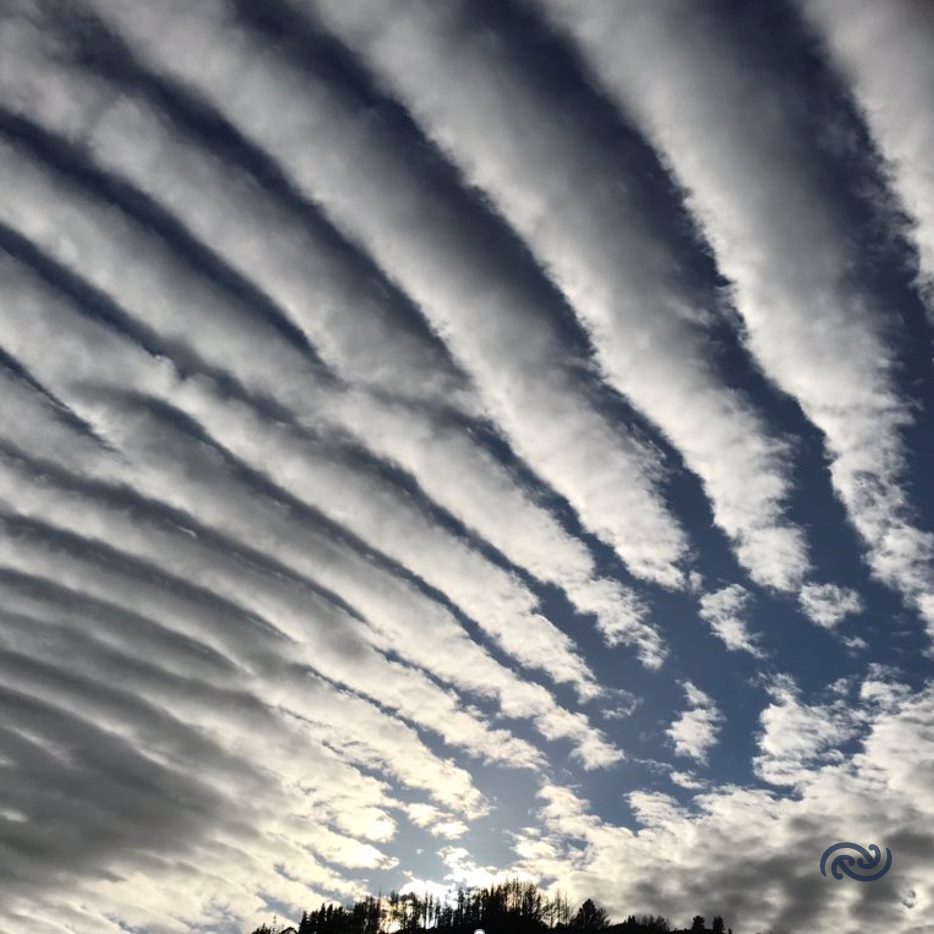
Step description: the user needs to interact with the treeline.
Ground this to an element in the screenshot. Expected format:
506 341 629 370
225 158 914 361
250 880 737 934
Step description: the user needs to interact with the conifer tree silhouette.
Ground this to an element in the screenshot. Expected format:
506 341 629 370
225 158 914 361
571 897 611 929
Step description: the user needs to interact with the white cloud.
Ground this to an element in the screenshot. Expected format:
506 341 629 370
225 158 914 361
698 584 764 656
0 13 664 665
798 0 934 314
666 681 723 763
80 0 692 593
753 675 864 787
301 0 812 594
2 3 933 931
799 582 865 629
534 0 934 642
513 675 934 934
0 136 624 771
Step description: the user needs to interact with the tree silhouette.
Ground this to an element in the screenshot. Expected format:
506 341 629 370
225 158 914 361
250 880 737 934
618 916 671 933
571 897 611 930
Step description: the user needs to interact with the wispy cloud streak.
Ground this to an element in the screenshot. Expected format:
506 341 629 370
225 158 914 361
534 0 934 638
0 261 618 766
81 0 691 592
798 0 934 314
0 10 662 661
301 0 812 594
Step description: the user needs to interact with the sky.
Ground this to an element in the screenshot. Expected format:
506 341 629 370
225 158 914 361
1 0 934 932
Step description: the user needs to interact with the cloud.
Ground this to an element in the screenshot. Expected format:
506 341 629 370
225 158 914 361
299 0 812 595
698 584 764 656
797 0 934 314
1 2 933 931
80 0 692 593
666 681 723 763
513 673 934 934
0 8 664 664
799 582 865 629
669 771 707 791
0 114 626 769
534 0 934 643
753 674 865 787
